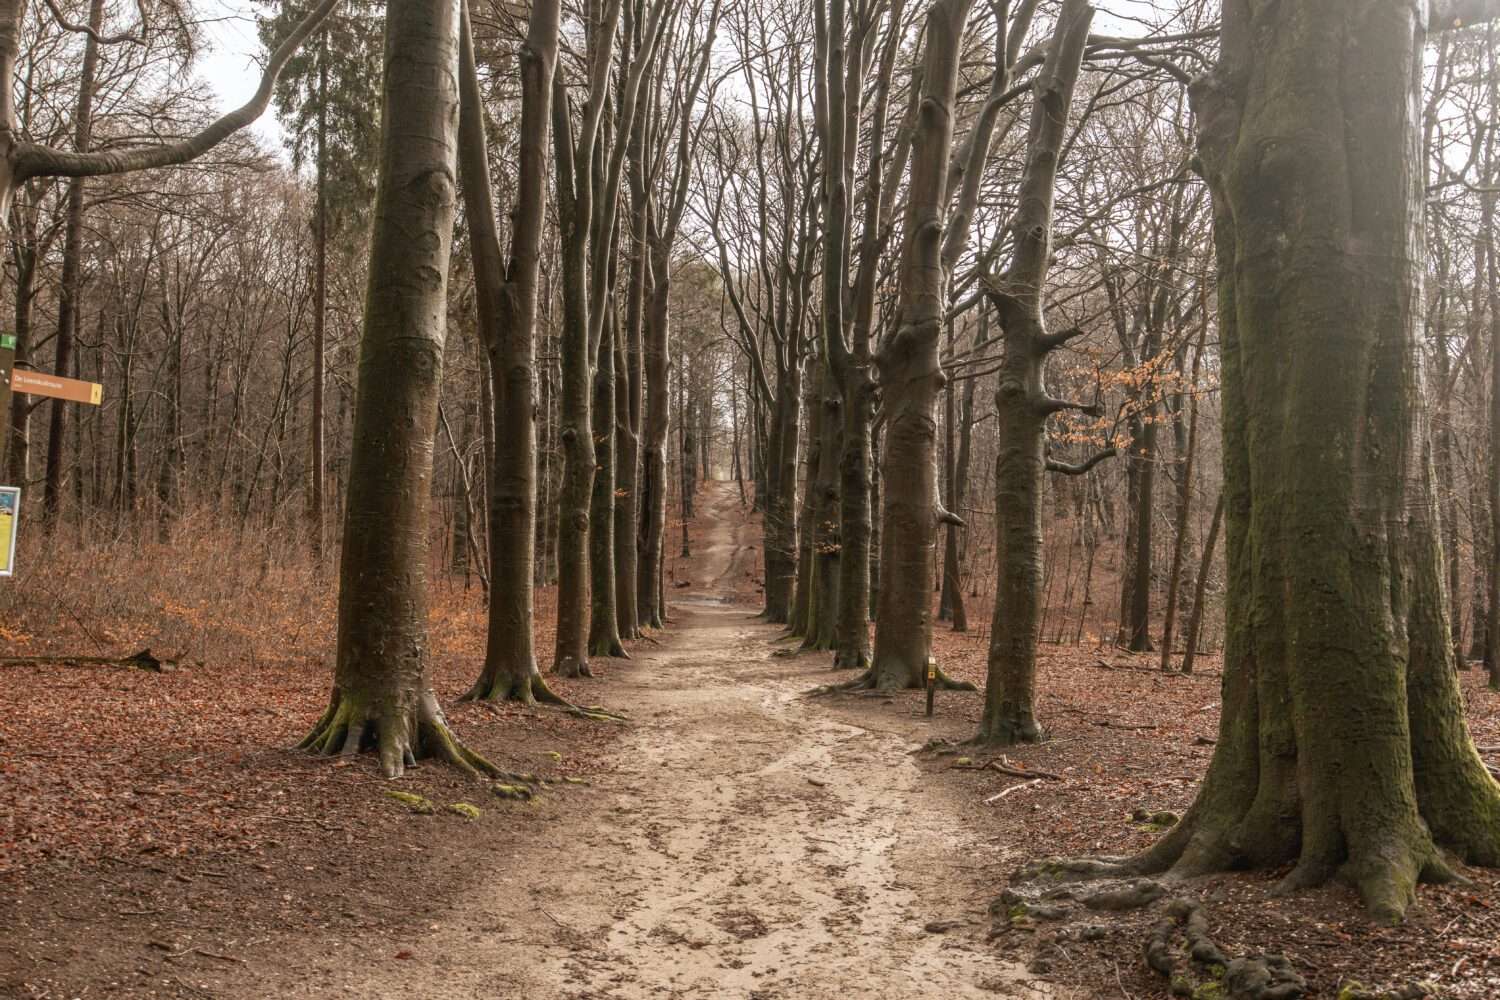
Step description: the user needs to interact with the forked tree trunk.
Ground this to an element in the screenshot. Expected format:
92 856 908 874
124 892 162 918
455 0 563 703
864 0 977 692
1116 0 1500 922
301 0 494 777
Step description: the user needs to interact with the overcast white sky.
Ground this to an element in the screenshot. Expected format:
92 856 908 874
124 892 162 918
193 0 287 151
186 0 1191 161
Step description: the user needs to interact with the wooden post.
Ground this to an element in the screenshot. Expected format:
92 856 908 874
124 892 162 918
0 333 14 482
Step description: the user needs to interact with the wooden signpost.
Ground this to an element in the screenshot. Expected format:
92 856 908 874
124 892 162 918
0 334 104 575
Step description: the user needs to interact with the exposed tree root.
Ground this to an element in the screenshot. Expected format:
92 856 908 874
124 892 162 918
562 705 629 724
459 666 573 706
1142 898 1306 999
588 638 630 659
812 662 977 696
469 683 627 725
832 647 870 672
963 715 1042 749
552 656 594 679
298 688 496 780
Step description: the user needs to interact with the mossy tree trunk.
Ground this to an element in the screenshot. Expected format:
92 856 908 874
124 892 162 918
302 0 494 777
1122 0 1500 922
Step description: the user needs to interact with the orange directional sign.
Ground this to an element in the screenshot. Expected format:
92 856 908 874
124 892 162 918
9 369 103 405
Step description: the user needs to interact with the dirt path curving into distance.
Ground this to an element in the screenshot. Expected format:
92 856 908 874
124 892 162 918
248 483 1044 999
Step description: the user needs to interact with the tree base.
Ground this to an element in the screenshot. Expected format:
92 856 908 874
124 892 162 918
832 647 870 672
589 638 630 659
964 714 1043 749
298 688 495 779
459 667 572 706
817 663 976 696
1032 803 1465 925
552 656 593 679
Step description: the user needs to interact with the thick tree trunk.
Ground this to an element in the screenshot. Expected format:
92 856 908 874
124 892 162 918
760 367 801 622
301 0 493 778
1119 0 1500 921
615 134 647 639
589 304 627 657
804 361 841 650
789 366 821 639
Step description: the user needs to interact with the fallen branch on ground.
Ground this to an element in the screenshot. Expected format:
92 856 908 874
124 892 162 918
1 648 177 672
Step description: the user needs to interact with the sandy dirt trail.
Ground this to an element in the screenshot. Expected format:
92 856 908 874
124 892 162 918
258 484 1042 999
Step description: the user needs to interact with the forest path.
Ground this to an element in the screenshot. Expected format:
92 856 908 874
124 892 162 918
264 483 1041 999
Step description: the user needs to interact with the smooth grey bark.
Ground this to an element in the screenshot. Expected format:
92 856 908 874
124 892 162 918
456 0 564 704
301 0 494 778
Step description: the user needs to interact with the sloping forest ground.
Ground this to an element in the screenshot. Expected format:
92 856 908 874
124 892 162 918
2 488 1499 998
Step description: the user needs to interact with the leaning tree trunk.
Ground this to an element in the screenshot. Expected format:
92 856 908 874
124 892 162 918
1178 491 1222 677
301 0 493 778
863 0 977 693
456 0 563 704
1111 0 1500 922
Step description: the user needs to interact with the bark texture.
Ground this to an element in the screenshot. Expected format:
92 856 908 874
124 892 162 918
301 0 491 777
1116 0 1500 921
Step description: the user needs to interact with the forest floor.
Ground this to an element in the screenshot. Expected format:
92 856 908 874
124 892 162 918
5 482 1500 998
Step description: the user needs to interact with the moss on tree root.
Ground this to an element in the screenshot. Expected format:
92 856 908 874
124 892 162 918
298 690 496 780
459 667 572 706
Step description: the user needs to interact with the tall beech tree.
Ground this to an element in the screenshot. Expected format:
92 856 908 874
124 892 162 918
298 0 504 776
971 0 1097 747
455 0 564 704
550 0 625 678
859 0 977 692
1092 0 1500 922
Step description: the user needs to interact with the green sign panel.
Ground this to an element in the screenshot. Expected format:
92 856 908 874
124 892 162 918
0 334 14 351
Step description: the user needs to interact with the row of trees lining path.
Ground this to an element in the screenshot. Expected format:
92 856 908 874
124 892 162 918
3 0 1500 930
